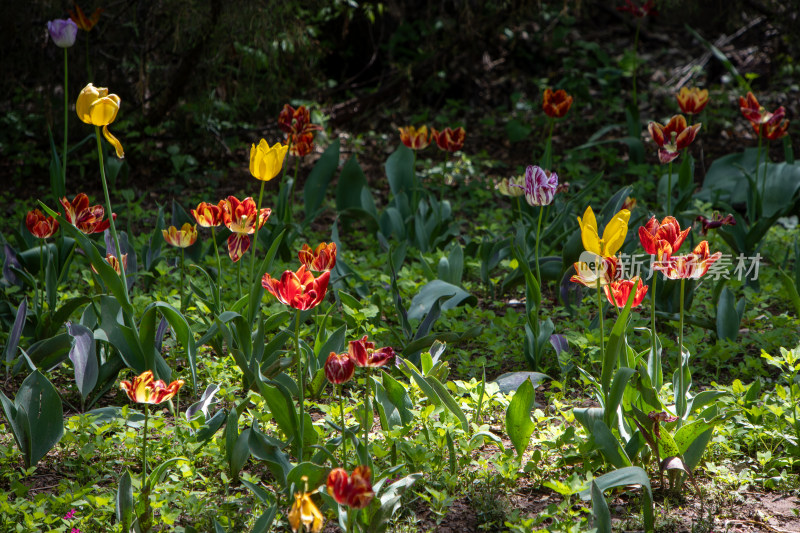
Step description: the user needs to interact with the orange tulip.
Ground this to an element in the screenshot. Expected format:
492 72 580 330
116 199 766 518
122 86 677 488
398 125 431 150
120 370 184 404
604 277 648 308
26 209 59 239
69 3 103 32
278 104 321 157
298 242 337 272
676 87 708 115
60 193 114 235
431 127 465 152
162 223 198 248
542 89 573 119
647 115 701 164
191 202 224 228
262 265 330 310
753 118 790 141
654 241 722 280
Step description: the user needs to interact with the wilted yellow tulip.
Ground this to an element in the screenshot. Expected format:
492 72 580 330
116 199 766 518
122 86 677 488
577 206 630 258
249 139 288 181
76 83 124 158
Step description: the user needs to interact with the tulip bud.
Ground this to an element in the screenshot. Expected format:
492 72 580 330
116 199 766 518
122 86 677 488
47 19 78 48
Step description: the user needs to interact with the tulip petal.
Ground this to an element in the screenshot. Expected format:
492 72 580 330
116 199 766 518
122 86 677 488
578 206 601 256
601 209 631 257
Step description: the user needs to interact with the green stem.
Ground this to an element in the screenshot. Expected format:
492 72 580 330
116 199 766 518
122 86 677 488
597 282 606 398
677 278 686 423
94 126 129 301
412 150 419 211
514 196 521 225
211 229 223 308
339 385 347 469
534 206 544 286
650 273 660 390
294 309 305 461
757 131 765 214
439 156 448 203
250 179 266 299
38 240 45 313
237 259 242 300
142 405 149 479
363 368 372 457
666 160 673 215
179 248 185 314
62 47 68 200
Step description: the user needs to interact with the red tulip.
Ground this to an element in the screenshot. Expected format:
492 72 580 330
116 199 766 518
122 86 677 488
60 193 115 234
326 466 374 509
324 352 355 385
26 209 59 239
676 87 709 115
279 104 321 157
191 202 224 228
638 216 690 257
398 126 431 150
431 127 465 152
298 242 337 272
542 89 573 119
647 115 701 164
348 335 395 368
654 241 722 280
604 277 648 308
262 265 330 310
120 370 184 404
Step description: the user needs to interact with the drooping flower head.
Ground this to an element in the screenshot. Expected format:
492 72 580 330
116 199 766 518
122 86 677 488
298 242 337 272
69 3 103 32
162 223 198 248
495 176 525 197
249 139 288 181
60 193 114 234
324 352 355 385
676 87 709 115
278 104 322 157
519 165 558 206
654 240 722 280
288 478 324 533
647 115 701 164
617 0 658 17
119 370 184 404
327 466 375 509
604 277 649 308
26 209 60 239
542 89 573 119
577 206 630 258
76 83 124 158
431 127 466 152
262 265 330 310
648 410 678 439
348 335 395 368
638 216 690 257
696 212 736 236
190 202 224 228
47 19 78 48
398 125 431 150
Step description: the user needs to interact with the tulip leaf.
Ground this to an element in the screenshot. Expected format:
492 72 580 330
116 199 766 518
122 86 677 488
505 377 537 456
303 139 340 219
716 287 740 341
407 280 475 321
580 466 654 533
336 156 377 222
573 407 631 468
116 470 133 531
66 321 98 399
48 127 65 201
3 297 26 371
10 370 64 468
385 144 415 198
139 301 196 392
24 333 72 373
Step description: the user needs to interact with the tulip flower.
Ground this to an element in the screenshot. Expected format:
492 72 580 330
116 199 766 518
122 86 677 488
621 196 637 211
495 176 525 197
604 277 648 308
60 193 114 234
739 92 786 126
647 115 701 164
753 118 790 141
542 89 573 119
47 19 78 48
26 209 59 239
262 265 330 311
76 83 124 158
676 87 708 115
298 242 337 272
570 255 619 288
431 127 466 152
288 485 324 533
654 240 722 280
577 206 630 258
638 216 690 257
69 4 103 32
162 223 198 248
327 466 375 509
617 0 657 17
120 370 184 405
348 335 395 368
696 212 736 236
519 165 558 207
324 351 355 385
91 253 127 276
220 196 271 262
190 202 224 228
398 125 431 150
278 104 322 157
249 139 288 181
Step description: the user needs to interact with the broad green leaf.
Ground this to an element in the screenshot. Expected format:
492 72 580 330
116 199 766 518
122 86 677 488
385 144 414 197
505 377 536 456
66 322 98 399
304 139 340 219
407 280 475 321
116 470 133 531
716 287 739 341
15 370 64 467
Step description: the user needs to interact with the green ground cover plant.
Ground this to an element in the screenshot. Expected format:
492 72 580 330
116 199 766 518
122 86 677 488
2 1 800 532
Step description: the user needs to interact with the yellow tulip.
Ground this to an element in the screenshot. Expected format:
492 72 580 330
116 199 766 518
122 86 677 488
577 206 630 257
249 139 288 181
76 83 124 158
